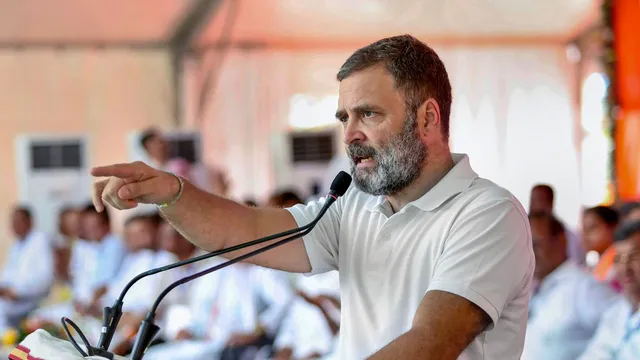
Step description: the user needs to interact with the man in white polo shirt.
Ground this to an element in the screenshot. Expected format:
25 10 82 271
91 34 534 359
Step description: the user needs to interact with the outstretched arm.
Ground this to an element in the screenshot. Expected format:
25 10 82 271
91 162 312 273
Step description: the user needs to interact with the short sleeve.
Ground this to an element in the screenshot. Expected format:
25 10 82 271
427 198 533 326
286 195 344 275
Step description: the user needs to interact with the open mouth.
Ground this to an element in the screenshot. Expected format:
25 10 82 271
353 156 374 165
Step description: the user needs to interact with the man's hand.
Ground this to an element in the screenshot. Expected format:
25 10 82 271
297 290 323 308
226 331 262 347
175 329 194 341
368 290 491 360
119 312 144 328
272 348 293 360
90 161 181 211
73 300 87 315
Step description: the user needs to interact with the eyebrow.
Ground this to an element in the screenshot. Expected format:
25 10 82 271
335 103 384 120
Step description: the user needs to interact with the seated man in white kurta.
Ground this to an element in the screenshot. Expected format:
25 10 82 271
0 206 54 333
30 204 129 321
522 212 620 360
65 213 174 347
579 220 640 360
272 271 340 360
97 215 175 309
142 263 293 360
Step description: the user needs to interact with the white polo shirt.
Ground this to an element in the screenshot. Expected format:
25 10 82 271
287 153 534 359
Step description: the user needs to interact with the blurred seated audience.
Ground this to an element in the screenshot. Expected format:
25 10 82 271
38 206 81 308
579 220 640 359
142 264 293 360
529 184 584 264
522 212 620 360
85 213 173 317
112 218 204 354
51 206 80 282
28 205 126 330
0 206 54 334
583 206 621 288
272 271 340 360
73 204 127 313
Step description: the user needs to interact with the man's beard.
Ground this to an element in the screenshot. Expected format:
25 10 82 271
347 114 427 196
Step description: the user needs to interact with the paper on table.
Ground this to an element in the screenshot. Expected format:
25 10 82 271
8 329 128 360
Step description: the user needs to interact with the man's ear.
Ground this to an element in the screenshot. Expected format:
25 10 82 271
417 98 441 137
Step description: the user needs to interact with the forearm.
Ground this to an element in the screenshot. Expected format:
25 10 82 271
159 180 257 249
367 328 457 360
159 180 309 271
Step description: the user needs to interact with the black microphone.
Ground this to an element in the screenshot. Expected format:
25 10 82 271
129 171 352 360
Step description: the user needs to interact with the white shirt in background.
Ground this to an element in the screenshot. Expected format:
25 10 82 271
101 249 176 314
579 299 640 360
69 235 126 305
93 233 127 289
0 231 54 330
143 264 294 360
566 228 586 265
274 271 340 358
522 261 620 360
287 153 534 359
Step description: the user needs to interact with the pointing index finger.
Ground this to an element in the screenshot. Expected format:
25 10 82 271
90 163 142 179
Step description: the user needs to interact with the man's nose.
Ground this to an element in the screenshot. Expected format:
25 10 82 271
343 120 365 145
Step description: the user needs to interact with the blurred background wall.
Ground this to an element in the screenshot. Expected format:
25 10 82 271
0 48 174 248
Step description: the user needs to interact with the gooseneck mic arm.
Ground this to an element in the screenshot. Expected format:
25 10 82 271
129 172 352 360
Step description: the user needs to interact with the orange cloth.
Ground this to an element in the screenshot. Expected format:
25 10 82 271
614 0 640 200
593 246 616 281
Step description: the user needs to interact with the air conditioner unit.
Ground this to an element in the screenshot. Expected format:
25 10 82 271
127 130 202 164
270 127 345 199
15 135 91 235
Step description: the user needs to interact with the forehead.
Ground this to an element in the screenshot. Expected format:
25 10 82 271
338 65 404 109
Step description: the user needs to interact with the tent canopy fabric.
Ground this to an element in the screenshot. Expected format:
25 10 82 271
0 0 597 47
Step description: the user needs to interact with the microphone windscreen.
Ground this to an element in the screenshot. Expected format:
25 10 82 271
330 171 352 197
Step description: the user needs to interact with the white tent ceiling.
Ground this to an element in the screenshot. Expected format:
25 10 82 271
0 0 597 46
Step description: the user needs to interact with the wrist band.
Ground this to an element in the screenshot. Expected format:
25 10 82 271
157 172 184 208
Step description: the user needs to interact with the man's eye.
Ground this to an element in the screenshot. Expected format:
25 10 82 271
338 116 348 123
363 111 375 118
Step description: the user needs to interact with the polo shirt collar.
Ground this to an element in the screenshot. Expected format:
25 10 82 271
364 153 478 213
